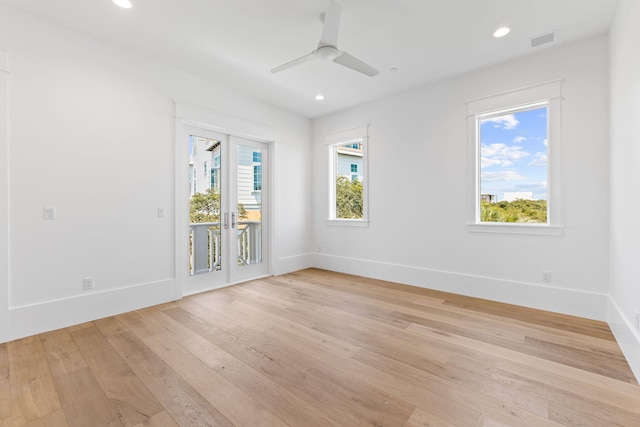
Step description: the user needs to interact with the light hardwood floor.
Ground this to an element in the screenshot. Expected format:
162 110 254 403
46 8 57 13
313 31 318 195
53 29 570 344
1 268 639 426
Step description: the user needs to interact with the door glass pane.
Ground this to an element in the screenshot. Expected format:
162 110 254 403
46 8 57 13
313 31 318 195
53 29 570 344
236 145 262 266
189 135 222 275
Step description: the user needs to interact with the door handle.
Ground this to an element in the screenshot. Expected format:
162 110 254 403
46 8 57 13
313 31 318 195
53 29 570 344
231 212 237 228
223 212 229 229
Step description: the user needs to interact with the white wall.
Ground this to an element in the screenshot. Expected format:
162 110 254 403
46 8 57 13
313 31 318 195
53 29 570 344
0 5 312 342
312 35 610 321
608 0 640 380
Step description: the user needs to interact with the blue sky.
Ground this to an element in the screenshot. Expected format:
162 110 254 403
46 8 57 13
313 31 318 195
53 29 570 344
480 106 548 201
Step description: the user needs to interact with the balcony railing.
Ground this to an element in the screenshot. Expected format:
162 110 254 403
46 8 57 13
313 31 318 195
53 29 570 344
189 221 262 275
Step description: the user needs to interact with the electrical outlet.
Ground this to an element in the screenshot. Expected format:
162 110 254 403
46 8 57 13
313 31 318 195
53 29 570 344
83 277 95 290
43 206 56 220
542 271 552 283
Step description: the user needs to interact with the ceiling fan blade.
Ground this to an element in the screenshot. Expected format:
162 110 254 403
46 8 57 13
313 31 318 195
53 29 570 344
333 51 380 77
319 0 342 47
271 52 316 73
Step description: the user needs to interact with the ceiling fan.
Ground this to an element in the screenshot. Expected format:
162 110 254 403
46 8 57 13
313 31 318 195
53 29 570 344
271 0 379 77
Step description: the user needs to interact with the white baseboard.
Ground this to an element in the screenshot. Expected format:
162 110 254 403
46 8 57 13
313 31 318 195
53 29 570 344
7 278 177 342
607 297 640 382
312 253 608 321
274 252 314 276
2 251 314 342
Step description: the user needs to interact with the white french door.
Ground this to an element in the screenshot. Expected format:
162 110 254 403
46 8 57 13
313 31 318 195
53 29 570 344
184 128 269 294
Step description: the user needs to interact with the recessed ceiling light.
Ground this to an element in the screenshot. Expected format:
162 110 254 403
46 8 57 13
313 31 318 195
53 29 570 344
493 26 511 38
113 0 133 9
315 94 325 101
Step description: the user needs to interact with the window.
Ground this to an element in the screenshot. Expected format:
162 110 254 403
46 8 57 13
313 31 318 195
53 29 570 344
193 169 197 194
210 167 219 189
253 165 262 191
251 151 262 191
467 81 562 235
334 142 364 219
325 126 369 225
210 154 221 190
479 103 548 223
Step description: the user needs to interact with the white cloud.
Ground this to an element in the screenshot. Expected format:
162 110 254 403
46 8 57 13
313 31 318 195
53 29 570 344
481 157 503 168
513 136 526 143
481 143 530 168
528 152 547 167
482 114 519 130
543 138 548 146
481 170 524 182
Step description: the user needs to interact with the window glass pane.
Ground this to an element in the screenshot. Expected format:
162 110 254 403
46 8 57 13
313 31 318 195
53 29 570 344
335 141 364 219
253 165 262 191
210 167 219 189
479 105 548 223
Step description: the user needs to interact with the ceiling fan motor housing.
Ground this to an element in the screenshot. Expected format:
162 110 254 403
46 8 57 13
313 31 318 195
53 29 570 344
316 45 340 60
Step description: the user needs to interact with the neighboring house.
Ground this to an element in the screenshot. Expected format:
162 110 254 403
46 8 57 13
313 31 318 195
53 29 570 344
237 146 262 211
481 194 497 203
189 136 221 196
336 142 363 182
503 192 534 202
189 136 262 211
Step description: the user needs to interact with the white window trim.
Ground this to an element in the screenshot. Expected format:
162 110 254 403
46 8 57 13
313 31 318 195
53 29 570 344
466 80 563 236
325 125 369 226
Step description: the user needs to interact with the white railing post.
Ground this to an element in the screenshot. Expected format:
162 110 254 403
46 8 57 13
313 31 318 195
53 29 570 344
190 222 221 275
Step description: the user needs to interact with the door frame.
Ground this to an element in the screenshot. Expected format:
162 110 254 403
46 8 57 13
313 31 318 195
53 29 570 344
174 102 278 298
0 50 9 342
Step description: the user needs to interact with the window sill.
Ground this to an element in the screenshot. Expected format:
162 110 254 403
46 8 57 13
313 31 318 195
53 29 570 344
326 219 369 227
467 223 563 236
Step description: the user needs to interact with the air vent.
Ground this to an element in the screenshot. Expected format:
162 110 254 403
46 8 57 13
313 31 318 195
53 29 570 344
530 31 557 48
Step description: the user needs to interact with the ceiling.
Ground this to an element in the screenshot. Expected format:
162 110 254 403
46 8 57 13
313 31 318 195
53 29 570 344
0 0 619 118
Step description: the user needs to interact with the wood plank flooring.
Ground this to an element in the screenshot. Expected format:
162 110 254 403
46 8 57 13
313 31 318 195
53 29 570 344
1 268 639 426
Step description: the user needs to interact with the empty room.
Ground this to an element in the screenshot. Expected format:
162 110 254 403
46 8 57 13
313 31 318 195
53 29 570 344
0 0 639 425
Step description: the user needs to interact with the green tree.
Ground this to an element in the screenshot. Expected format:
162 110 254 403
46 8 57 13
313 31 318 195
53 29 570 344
190 188 248 223
336 176 363 219
480 199 547 223
481 201 506 222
